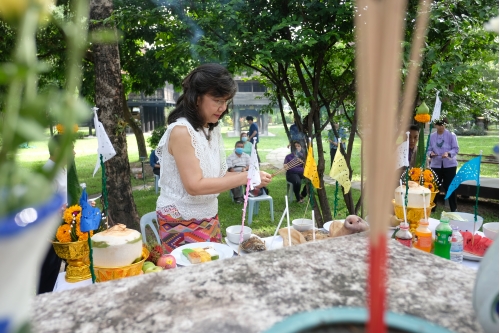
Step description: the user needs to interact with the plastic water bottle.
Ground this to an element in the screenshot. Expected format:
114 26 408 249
450 226 464 263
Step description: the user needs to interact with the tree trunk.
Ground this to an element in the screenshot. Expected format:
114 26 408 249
90 0 139 230
122 91 148 159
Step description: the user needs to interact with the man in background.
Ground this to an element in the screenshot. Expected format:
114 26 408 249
246 115 260 162
408 124 420 167
226 141 250 203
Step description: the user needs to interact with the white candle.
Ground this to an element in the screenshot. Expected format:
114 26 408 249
285 195 291 246
422 190 427 221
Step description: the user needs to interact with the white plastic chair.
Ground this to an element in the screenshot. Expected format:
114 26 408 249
247 194 274 226
140 211 161 245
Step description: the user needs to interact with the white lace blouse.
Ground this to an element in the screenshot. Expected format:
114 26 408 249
155 118 227 220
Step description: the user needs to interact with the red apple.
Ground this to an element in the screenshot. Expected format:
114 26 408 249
157 254 176 269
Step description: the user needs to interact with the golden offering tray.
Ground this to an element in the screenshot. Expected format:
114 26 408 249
52 241 91 283
392 199 436 234
93 247 149 283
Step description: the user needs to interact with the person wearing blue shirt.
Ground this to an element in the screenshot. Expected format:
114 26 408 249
150 149 160 176
328 123 346 167
246 115 260 162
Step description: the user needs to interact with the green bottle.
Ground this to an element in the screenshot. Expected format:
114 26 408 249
434 215 453 259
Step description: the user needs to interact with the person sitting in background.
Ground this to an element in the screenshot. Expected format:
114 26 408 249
408 124 420 168
226 141 250 203
288 118 306 154
284 141 307 203
149 149 160 176
240 132 252 156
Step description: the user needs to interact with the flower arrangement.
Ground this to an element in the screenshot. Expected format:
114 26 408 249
55 205 94 243
403 167 440 193
414 101 430 124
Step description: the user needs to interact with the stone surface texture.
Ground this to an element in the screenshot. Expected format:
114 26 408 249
32 235 482 333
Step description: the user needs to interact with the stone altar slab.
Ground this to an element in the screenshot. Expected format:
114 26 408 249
31 235 482 333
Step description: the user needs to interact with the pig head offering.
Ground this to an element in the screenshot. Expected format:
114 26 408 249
329 215 369 237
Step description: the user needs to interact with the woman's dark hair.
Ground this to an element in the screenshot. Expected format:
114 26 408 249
409 124 419 132
434 117 448 126
48 135 62 157
167 63 237 133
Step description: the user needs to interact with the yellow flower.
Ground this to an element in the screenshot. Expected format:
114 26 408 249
63 205 81 224
56 124 64 134
56 224 72 243
423 182 435 192
414 114 431 123
423 169 433 183
76 226 93 241
409 167 422 182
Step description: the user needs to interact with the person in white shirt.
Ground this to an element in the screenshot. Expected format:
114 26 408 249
226 141 250 203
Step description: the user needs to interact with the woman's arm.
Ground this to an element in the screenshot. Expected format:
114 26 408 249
169 126 270 195
448 132 459 157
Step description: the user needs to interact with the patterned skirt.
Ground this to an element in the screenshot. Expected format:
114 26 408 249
156 206 222 253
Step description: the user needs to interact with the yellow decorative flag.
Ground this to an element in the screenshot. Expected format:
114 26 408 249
304 145 321 189
329 150 351 194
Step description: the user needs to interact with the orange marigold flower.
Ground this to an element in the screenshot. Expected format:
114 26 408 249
423 169 433 183
77 229 93 241
414 114 431 123
423 182 435 192
409 167 422 182
63 205 81 224
56 224 72 243
55 124 64 134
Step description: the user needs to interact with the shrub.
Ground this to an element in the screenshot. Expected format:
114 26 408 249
454 125 487 136
147 125 167 149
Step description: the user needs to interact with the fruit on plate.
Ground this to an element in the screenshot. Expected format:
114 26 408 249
145 266 163 274
157 254 176 269
461 231 493 256
142 261 155 273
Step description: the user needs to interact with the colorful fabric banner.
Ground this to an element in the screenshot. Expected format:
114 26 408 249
445 156 481 199
304 144 321 189
92 107 116 176
247 138 261 190
329 149 351 194
431 91 442 122
396 132 410 169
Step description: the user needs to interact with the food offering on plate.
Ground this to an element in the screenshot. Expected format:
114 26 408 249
91 224 143 267
460 231 493 257
182 246 220 264
239 236 266 253
279 215 368 247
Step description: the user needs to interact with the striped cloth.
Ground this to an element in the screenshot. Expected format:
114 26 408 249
156 206 222 253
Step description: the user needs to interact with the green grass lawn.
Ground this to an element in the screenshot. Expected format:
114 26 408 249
17 125 498 238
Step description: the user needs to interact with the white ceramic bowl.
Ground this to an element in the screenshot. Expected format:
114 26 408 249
449 212 484 234
292 219 314 232
226 225 252 244
483 222 499 240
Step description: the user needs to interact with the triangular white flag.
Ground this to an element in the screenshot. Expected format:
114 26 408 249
396 132 410 169
92 107 117 176
247 138 261 190
431 91 442 122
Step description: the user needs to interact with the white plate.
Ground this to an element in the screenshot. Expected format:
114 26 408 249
463 252 482 261
171 242 234 266
322 220 345 231
225 235 283 255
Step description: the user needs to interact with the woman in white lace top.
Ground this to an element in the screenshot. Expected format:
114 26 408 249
155 63 272 252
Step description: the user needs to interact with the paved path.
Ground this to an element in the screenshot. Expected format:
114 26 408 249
264 147 361 190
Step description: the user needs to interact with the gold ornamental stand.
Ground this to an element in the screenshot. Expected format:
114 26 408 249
52 241 91 282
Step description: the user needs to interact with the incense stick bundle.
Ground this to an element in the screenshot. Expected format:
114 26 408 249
271 158 304 177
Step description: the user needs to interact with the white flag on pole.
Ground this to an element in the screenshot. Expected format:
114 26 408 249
92 107 117 176
395 132 410 169
431 91 442 122
247 138 261 190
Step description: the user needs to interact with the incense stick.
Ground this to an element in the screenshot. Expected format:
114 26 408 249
271 158 304 177
399 180 409 226
423 190 428 222
270 207 288 250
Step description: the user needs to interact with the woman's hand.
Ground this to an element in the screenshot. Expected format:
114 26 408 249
258 171 272 188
